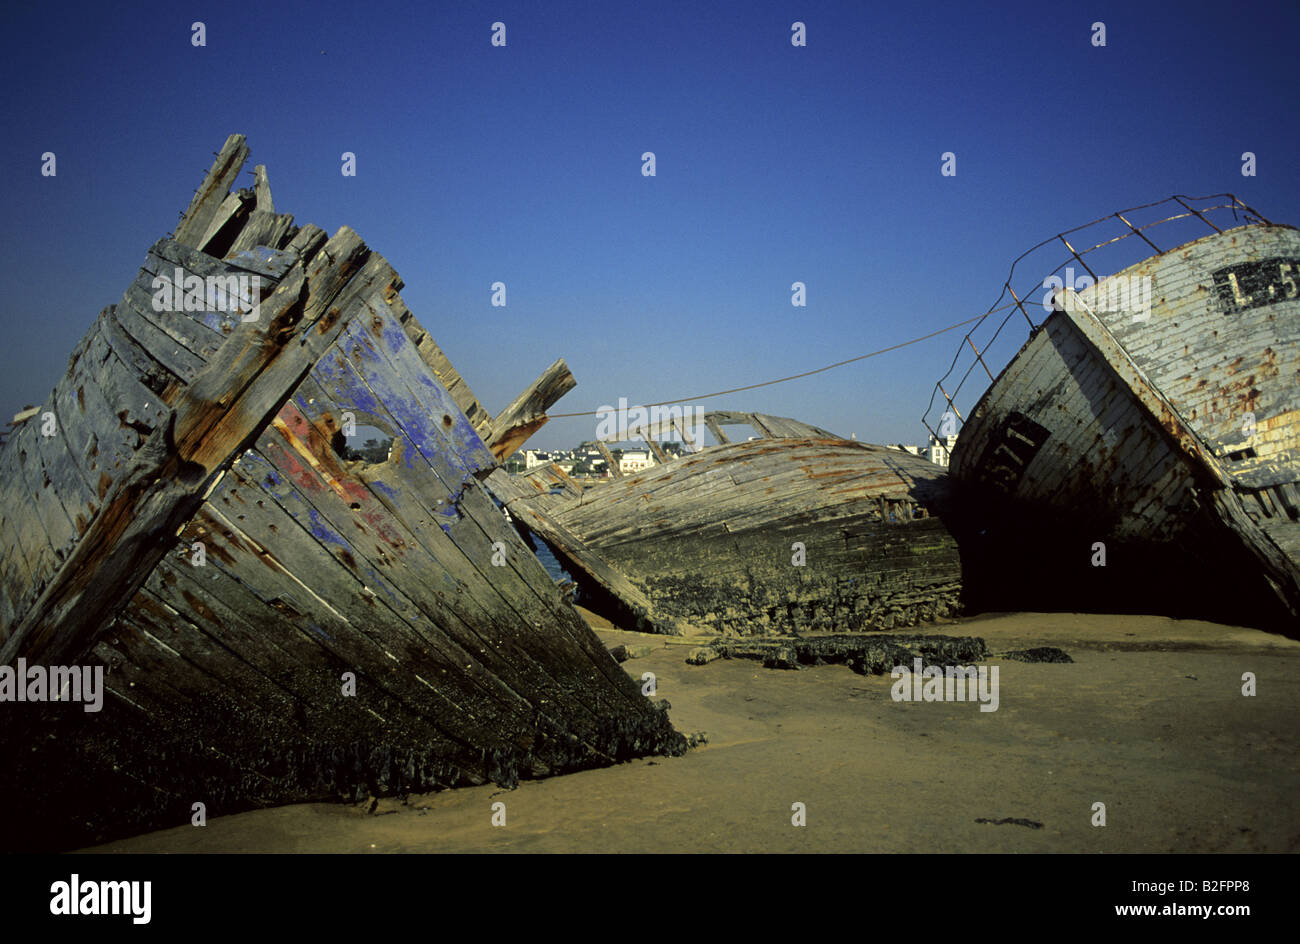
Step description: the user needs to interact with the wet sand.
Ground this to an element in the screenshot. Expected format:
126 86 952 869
85 611 1300 853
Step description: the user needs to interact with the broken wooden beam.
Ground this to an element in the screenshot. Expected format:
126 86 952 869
638 434 668 465
487 469 683 635
173 133 249 248
483 358 576 462
596 441 622 477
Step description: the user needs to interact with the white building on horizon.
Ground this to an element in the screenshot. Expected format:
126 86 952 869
927 433 958 468
886 433 958 468
618 450 654 475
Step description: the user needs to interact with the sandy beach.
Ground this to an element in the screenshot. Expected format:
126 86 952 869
83 610 1300 854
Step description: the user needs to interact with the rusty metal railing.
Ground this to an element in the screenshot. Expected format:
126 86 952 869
920 193 1271 443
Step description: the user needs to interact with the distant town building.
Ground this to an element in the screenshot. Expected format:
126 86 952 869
887 433 957 468
928 433 958 468
514 446 612 477
619 450 654 474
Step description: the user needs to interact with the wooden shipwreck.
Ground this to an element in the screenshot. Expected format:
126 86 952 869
928 195 1300 630
0 135 683 851
489 412 965 636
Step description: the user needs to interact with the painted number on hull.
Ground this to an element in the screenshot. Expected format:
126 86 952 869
977 411 1051 495
1212 257 1300 313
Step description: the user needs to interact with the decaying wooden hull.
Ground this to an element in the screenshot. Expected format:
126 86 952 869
949 221 1300 628
493 431 964 636
0 136 683 851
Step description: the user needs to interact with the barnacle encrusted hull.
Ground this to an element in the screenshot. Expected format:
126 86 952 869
496 436 964 636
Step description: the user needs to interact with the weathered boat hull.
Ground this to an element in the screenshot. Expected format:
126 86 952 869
950 222 1300 628
496 436 964 635
0 137 683 851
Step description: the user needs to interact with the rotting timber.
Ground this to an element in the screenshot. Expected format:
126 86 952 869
490 413 965 637
0 135 684 851
933 196 1300 632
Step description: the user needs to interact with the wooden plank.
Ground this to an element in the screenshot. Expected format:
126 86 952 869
13 422 78 581
98 305 177 398
226 246 298 280
82 326 171 434
126 566 483 786
122 277 227 359
673 414 699 453
109 293 207 382
285 223 328 264
519 462 583 499
0 568 17 632
144 553 354 705
549 463 584 495
1 423 64 617
0 467 40 638
640 435 668 465
325 309 495 476
227 209 296 255
753 415 803 438
1063 303 1232 488
24 379 105 533
182 499 558 778
744 413 777 438
173 134 249 248
483 358 575 461
116 591 299 720
195 190 251 253
135 247 259 346
30 402 98 543
487 470 683 636
357 454 638 722
596 440 622 477
253 164 274 213
542 439 942 548
89 613 322 797
52 345 137 493
144 539 455 756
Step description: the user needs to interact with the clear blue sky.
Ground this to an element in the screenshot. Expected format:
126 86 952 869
2 0 1296 449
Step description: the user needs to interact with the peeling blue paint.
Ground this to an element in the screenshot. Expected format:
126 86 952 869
306 507 347 548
